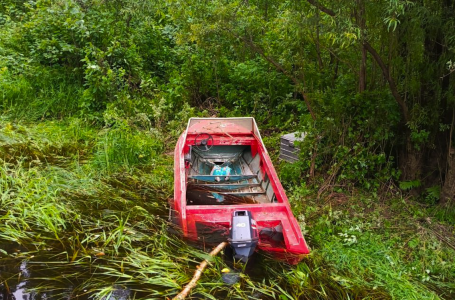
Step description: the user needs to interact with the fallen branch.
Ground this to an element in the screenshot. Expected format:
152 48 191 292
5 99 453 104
431 228 455 251
173 241 228 300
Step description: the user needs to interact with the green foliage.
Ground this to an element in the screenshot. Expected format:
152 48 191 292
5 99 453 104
0 66 82 119
2 0 455 299
288 190 455 299
3 117 453 299
1 0 453 198
0 0 454 194
400 180 422 191
1 0 182 124
94 122 164 173
425 185 441 204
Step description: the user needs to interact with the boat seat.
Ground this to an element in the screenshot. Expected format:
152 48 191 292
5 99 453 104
215 191 265 196
189 183 261 189
188 175 257 182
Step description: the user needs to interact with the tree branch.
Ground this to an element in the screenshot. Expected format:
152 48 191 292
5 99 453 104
364 41 409 122
306 0 336 17
226 29 317 120
173 242 228 300
306 0 409 123
315 36 360 77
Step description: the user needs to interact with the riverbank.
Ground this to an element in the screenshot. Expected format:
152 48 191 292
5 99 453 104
1 118 454 299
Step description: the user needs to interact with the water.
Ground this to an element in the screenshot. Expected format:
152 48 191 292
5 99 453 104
0 178 173 299
0 240 170 300
0 124 283 299
0 181 281 300
0 224 279 300
0 242 84 300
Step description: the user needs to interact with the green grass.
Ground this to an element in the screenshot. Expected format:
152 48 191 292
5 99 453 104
93 123 165 174
0 67 82 120
0 118 454 299
286 186 455 300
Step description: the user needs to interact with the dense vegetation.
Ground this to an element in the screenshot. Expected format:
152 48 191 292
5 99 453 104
1 0 455 299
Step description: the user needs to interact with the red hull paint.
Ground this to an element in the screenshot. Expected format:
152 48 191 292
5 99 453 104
173 118 310 264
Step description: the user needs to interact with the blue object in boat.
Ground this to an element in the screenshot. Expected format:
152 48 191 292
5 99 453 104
212 165 231 176
212 192 225 202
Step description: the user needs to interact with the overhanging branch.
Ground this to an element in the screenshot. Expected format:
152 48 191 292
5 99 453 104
226 29 317 120
306 0 409 122
306 0 336 17
364 41 409 122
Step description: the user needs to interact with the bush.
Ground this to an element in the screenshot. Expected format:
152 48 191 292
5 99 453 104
0 67 82 120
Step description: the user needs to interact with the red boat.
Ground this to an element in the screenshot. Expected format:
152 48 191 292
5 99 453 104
172 118 310 264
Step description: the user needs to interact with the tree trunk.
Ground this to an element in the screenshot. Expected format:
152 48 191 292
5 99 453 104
359 44 367 92
364 41 409 122
441 146 455 205
357 0 367 92
400 151 422 182
438 0 454 204
399 134 423 196
441 109 455 205
315 9 324 70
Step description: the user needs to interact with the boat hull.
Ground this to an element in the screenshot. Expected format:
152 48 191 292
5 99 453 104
173 118 310 264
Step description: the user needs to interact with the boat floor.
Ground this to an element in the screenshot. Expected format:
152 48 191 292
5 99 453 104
187 147 272 205
187 178 269 205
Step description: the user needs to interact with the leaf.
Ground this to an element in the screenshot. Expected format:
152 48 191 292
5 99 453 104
399 180 421 190
408 238 420 249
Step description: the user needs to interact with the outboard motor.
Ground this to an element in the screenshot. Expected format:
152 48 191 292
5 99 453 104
228 210 258 262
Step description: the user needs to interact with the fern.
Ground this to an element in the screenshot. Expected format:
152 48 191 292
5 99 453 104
425 185 441 202
399 180 421 190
